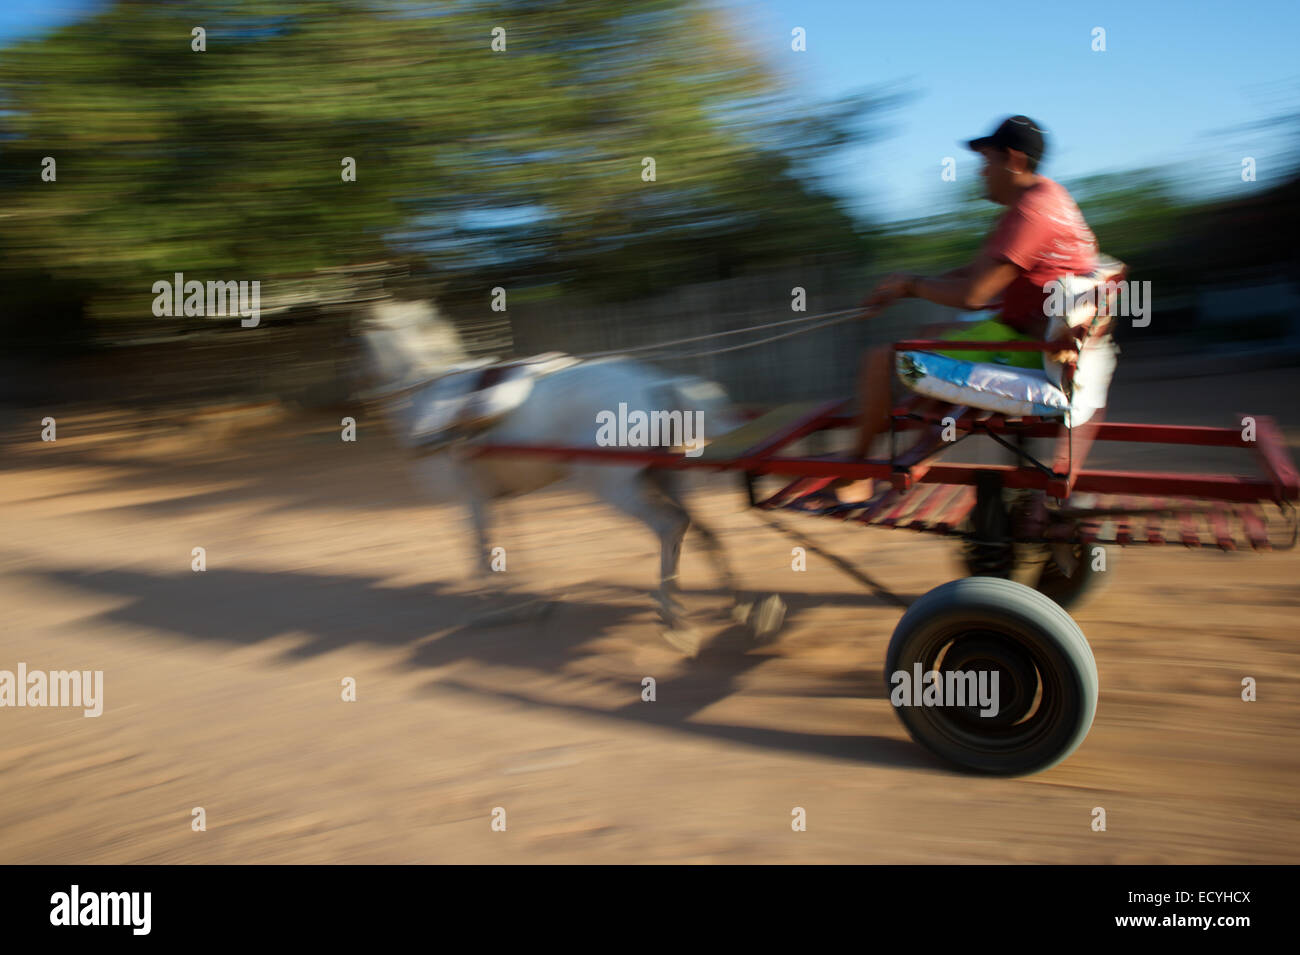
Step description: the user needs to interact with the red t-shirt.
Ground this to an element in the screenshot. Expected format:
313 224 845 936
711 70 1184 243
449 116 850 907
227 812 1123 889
982 178 1098 336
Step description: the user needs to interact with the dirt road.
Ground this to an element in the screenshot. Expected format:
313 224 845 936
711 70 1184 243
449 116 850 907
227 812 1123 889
2 366 1298 863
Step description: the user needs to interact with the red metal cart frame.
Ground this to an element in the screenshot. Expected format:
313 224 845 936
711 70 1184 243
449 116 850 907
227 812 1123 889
468 336 1299 775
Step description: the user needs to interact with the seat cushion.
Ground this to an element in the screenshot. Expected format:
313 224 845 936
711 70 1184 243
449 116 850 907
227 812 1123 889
896 350 1071 418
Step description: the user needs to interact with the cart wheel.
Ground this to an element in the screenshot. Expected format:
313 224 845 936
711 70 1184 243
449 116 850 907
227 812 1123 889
884 577 1098 775
1032 543 1116 611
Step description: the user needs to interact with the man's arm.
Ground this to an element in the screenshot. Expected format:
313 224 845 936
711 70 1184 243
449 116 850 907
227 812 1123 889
912 257 1076 361
862 253 1019 314
909 252 1019 310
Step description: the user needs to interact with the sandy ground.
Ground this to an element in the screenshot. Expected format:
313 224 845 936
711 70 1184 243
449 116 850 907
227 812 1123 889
2 365 1299 864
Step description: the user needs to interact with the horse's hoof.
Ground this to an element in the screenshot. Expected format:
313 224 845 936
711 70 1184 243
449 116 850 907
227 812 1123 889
731 599 754 625
654 591 687 619
748 594 786 643
660 625 701 658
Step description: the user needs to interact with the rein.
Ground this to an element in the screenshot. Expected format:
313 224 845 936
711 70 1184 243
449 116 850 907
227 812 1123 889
363 307 867 398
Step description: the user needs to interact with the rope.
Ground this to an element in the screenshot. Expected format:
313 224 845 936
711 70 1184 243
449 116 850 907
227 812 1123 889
361 305 867 400
573 307 863 362
649 311 861 360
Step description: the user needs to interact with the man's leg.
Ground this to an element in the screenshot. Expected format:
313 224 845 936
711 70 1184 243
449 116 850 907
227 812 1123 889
824 344 894 503
854 344 894 458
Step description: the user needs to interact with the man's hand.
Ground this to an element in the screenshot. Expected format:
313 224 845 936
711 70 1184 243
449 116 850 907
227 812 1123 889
860 272 915 317
1045 335 1079 364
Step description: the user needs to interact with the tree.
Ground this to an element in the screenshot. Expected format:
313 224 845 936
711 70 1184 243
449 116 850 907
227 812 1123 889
0 0 886 341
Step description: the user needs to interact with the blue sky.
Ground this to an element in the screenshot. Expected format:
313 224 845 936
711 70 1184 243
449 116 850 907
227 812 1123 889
4 0 1297 222
736 0 1300 219
0 0 97 43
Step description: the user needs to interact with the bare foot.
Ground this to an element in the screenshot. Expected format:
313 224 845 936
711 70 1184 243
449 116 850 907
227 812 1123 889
831 478 875 504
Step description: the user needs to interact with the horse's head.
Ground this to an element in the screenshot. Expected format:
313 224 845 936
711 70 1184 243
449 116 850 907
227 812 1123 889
357 297 469 396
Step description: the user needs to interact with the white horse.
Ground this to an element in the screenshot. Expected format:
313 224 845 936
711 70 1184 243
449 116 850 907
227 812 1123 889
357 297 784 652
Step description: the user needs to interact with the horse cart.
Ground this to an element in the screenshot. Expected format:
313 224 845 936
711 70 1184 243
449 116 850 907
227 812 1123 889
469 335 1299 776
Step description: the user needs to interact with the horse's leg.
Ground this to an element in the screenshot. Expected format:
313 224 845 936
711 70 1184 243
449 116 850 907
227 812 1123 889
460 467 551 625
465 482 496 578
586 467 697 654
646 469 736 592
647 468 785 642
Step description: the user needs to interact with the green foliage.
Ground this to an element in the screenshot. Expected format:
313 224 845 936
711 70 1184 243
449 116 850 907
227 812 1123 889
865 181 997 274
5 0 1286 349
0 0 885 332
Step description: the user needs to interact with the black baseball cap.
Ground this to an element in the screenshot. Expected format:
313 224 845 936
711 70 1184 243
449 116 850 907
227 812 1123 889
966 115 1046 164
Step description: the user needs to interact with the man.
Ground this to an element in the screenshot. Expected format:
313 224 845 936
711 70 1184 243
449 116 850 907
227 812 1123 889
829 115 1110 504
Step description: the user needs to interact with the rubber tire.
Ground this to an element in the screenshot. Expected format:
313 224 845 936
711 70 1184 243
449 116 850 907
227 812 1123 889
1033 543 1116 611
885 577 1098 776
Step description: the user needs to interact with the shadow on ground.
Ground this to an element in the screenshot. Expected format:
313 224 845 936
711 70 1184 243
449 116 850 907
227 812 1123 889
33 564 933 772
